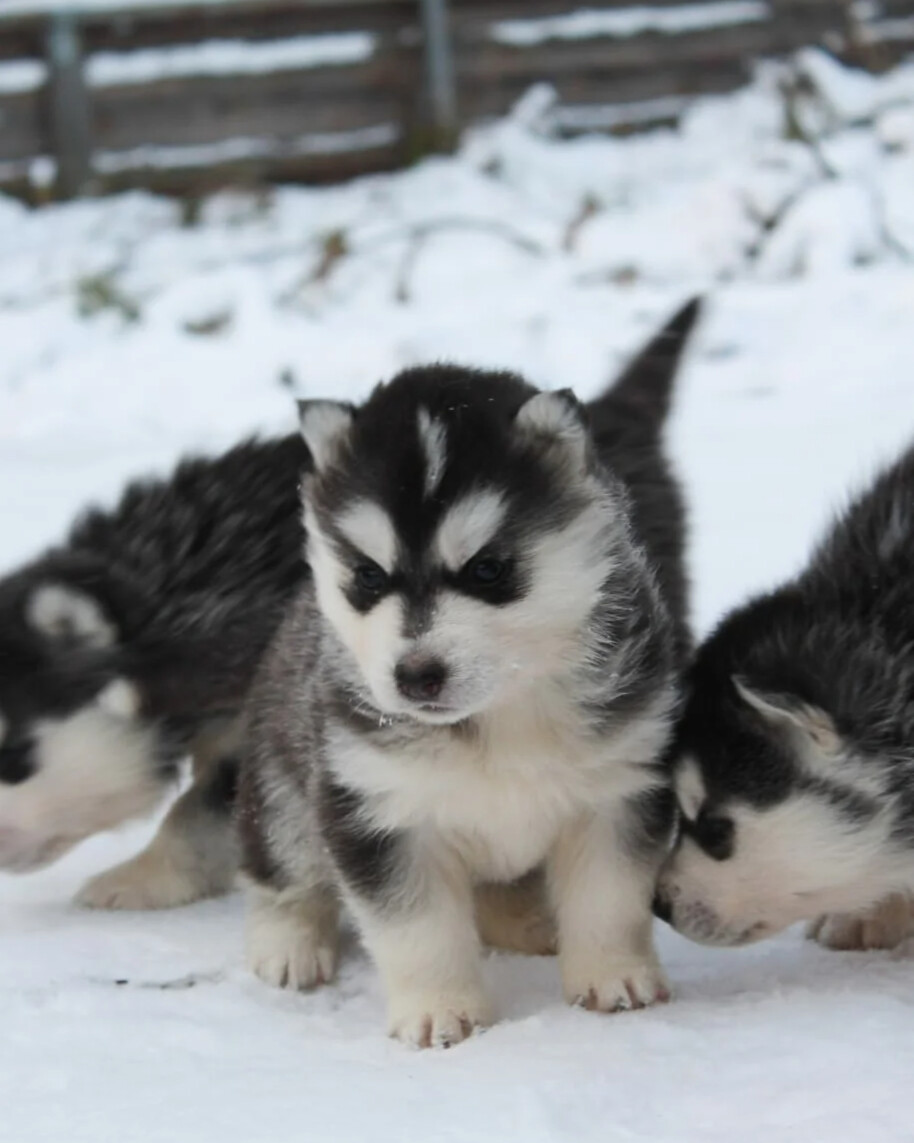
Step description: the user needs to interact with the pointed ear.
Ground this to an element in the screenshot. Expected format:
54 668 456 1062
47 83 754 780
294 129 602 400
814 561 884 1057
514 389 590 470
298 400 354 472
732 676 841 755
27 584 117 649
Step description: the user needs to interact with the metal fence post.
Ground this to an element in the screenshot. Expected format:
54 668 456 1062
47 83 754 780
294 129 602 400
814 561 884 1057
45 12 93 197
419 0 458 146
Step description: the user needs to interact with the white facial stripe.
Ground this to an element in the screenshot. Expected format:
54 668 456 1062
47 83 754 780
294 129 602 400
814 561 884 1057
435 490 506 570
337 501 398 573
675 757 706 820
27 584 116 648
417 408 447 500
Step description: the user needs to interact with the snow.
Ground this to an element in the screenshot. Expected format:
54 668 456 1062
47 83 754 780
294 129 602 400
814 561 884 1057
93 124 400 175
86 33 377 88
0 58 47 94
491 1 770 46
2 51 914 1143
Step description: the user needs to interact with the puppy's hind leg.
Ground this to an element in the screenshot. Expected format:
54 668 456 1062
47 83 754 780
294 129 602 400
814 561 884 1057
474 869 557 956
78 723 241 911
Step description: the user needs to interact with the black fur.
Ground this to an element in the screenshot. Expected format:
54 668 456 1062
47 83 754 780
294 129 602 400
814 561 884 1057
0 436 308 781
674 442 914 825
240 299 701 899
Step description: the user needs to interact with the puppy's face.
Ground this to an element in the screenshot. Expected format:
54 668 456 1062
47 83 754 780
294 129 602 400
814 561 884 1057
0 578 165 872
656 673 897 946
300 367 619 725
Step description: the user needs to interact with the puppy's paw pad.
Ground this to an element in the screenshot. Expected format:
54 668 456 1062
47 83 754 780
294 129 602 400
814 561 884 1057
77 860 199 911
246 915 338 992
388 990 494 1049
565 960 670 1013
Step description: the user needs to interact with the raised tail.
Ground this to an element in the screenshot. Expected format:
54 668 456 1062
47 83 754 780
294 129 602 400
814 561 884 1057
586 296 703 441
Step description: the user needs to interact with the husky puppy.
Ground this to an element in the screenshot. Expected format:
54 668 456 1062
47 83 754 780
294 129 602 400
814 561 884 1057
0 299 697 931
655 444 914 952
239 303 699 1047
0 438 306 907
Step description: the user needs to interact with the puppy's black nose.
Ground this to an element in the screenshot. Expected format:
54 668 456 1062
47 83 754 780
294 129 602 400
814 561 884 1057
395 659 447 702
652 893 672 924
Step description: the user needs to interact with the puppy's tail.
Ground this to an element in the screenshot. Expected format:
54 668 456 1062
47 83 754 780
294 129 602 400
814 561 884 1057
587 296 703 443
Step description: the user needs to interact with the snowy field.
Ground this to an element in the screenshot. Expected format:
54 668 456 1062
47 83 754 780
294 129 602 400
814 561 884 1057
2 49 914 1142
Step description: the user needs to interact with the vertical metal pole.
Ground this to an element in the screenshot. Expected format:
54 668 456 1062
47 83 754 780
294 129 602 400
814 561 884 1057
45 12 93 197
419 0 457 145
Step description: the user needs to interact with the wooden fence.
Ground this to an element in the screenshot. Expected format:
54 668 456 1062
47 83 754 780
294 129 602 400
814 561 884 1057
0 0 907 200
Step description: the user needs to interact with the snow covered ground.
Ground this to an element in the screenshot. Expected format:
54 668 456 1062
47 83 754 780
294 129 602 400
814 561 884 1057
1 50 914 1143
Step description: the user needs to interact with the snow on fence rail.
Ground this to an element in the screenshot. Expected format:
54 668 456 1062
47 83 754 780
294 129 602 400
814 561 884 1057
0 0 905 200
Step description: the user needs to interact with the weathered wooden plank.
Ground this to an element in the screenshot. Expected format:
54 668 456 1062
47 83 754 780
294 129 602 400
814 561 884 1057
91 133 402 196
459 56 750 120
90 58 413 150
0 91 44 162
454 17 834 81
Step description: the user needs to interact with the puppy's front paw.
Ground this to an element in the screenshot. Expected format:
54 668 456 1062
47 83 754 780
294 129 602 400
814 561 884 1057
77 852 203 911
246 906 338 992
387 987 494 1049
808 895 914 951
562 954 670 1012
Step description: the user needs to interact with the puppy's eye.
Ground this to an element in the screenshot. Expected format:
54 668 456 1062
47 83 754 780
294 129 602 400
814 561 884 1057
695 813 734 861
0 740 36 786
354 563 388 594
464 555 507 586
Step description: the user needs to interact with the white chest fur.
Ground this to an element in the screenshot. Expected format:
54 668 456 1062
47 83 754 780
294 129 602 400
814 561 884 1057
327 687 672 881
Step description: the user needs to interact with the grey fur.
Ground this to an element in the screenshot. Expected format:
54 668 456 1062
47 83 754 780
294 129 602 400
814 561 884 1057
657 441 914 948
238 299 701 1041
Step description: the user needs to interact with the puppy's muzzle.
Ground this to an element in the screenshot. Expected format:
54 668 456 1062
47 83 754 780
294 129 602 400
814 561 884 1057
394 657 448 702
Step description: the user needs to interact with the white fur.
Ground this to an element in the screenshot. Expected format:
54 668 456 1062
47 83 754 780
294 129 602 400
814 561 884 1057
329 691 672 882
674 756 706 821
338 500 398 573
299 401 353 471
659 792 909 945
96 678 140 720
515 391 588 467
417 408 447 500
27 584 116 648
245 885 340 991
0 694 165 873
348 850 493 1047
734 678 841 755
434 490 506 571
551 812 669 1009
304 461 673 1037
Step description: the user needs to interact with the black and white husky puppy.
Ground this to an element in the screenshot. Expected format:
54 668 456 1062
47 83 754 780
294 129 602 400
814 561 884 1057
239 302 700 1047
656 444 914 952
0 298 697 929
0 438 306 906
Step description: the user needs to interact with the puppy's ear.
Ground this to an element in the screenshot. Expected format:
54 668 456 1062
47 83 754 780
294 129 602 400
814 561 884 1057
27 584 117 649
732 676 841 756
298 400 355 472
514 389 590 470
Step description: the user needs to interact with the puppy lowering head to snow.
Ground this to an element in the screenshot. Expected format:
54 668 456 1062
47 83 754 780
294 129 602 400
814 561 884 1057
655 444 914 952
240 358 685 1048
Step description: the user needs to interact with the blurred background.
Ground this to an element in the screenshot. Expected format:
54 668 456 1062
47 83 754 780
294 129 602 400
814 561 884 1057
0 0 912 625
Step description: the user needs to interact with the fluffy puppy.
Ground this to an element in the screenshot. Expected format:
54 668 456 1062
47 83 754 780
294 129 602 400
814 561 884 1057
239 318 697 1045
656 443 914 952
